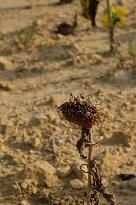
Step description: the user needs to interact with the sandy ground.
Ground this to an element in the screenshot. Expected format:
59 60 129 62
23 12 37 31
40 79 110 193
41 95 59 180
0 0 136 204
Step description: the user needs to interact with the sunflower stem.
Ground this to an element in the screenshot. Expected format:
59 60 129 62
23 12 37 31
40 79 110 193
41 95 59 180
87 128 93 205
106 0 114 52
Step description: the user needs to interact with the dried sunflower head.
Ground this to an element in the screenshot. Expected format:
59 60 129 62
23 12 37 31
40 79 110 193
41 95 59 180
58 94 104 128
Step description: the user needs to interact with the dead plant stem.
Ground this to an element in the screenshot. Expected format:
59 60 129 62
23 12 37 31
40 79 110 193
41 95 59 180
87 128 93 205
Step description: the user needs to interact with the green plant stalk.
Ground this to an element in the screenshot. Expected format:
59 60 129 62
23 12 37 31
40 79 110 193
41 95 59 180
106 0 114 52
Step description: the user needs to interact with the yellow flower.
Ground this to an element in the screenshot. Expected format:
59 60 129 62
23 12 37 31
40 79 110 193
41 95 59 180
102 6 127 27
112 6 128 17
116 17 126 26
102 16 126 27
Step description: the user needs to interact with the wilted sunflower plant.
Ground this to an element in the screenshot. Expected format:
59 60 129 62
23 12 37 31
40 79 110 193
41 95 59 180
81 0 100 27
103 0 127 52
58 94 116 205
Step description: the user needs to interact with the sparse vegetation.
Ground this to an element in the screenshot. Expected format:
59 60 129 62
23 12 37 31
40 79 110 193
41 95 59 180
104 0 127 52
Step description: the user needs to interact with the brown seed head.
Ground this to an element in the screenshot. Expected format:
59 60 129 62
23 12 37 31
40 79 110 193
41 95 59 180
57 94 104 128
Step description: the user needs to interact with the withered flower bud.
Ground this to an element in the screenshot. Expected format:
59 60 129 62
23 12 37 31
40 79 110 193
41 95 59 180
57 94 104 128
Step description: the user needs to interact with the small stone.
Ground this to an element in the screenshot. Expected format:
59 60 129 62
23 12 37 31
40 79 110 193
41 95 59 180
29 136 41 148
46 111 56 123
57 165 71 177
41 188 49 197
29 150 35 154
116 146 123 154
33 160 61 188
20 181 29 190
71 162 87 181
92 54 103 64
0 56 13 70
23 129 42 148
48 96 59 106
0 82 15 91
20 200 30 205
74 55 87 65
56 33 64 39
70 179 84 189
0 122 15 135
72 43 82 53
32 19 43 27
31 186 37 194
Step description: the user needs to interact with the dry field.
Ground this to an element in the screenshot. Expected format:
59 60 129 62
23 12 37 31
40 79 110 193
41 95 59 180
0 0 135 204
